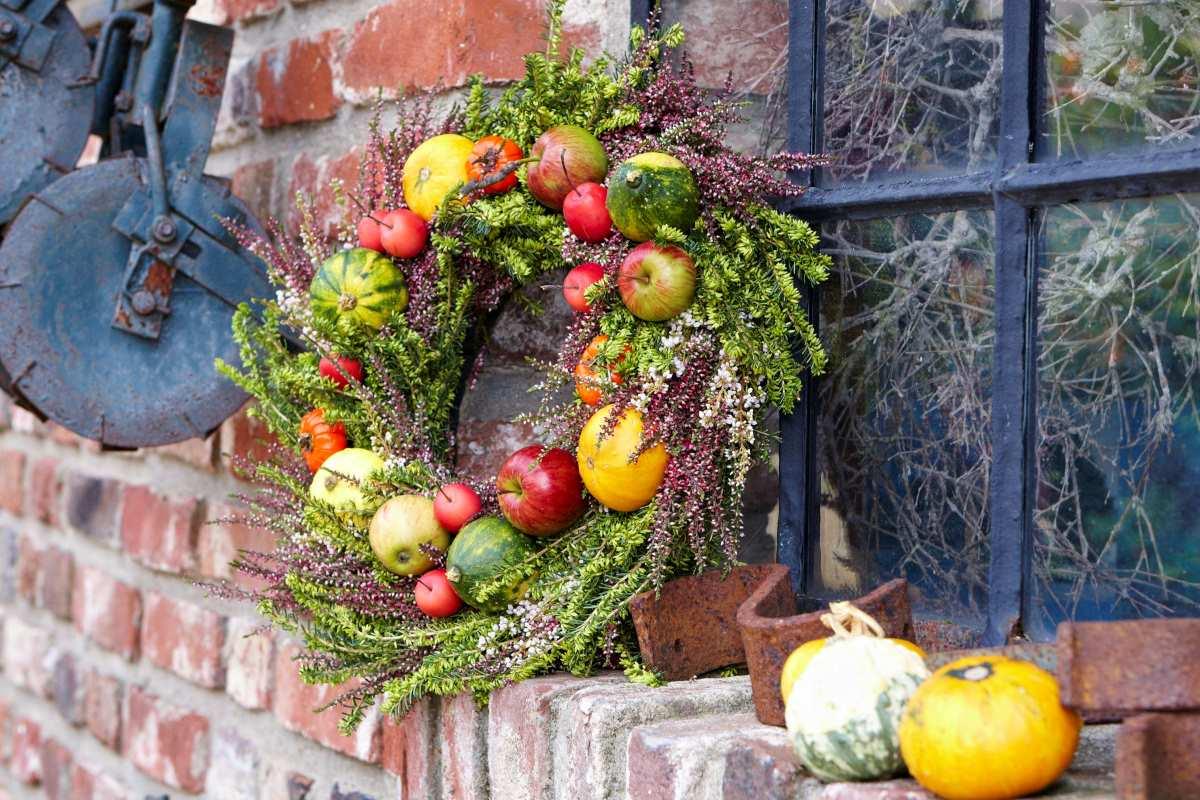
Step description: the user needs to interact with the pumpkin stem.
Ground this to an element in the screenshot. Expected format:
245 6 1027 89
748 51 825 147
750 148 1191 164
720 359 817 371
820 601 886 639
338 293 358 311
949 662 995 682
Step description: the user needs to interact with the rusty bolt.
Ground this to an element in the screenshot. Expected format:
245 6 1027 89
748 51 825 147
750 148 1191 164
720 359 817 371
114 92 133 112
0 18 17 41
152 216 177 244
131 290 157 316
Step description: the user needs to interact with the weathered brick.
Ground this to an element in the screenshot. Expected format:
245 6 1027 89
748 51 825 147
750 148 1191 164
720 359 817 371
256 31 342 128
40 738 73 800
272 641 381 763
285 148 361 237
206 726 259 800
17 535 73 619
141 591 227 688
10 407 42 435
2 614 54 696
83 670 123 750
382 698 436 796
0 699 11 761
120 485 201 573
27 457 61 524
11 716 42 785
330 785 380 800
222 406 277 472
72 566 141 660
663 0 788 92
441 692 489 799
122 686 210 793
198 504 277 590
50 651 84 726
71 760 129 800
159 435 219 471
0 526 17 602
722 736 807 800
555 677 754 800
815 781 937 799
0 449 26 515
231 158 277 222
226 617 275 710
63 472 124 545
627 713 789 800
216 0 280 23
488 673 623 800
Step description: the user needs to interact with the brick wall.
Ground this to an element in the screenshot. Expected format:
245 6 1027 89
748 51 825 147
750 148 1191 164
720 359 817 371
0 0 795 797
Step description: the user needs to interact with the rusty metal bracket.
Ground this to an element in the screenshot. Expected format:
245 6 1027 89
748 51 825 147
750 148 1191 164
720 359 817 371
1116 713 1200 800
1058 619 1200 718
736 568 915 726
0 0 56 72
629 565 780 681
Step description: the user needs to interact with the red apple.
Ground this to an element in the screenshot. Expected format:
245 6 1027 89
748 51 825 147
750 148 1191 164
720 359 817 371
563 262 605 313
563 183 612 242
496 445 586 537
357 212 386 251
617 242 696 321
527 126 608 210
318 355 364 388
415 568 463 617
380 209 428 259
433 482 482 533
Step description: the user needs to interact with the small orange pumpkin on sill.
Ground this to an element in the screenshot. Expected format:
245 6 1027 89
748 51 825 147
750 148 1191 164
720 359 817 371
899 655 1081 800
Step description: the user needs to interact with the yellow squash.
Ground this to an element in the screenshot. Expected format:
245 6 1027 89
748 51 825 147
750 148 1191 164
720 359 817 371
402 134 474 221
899 655 1081 800
577 405 667 511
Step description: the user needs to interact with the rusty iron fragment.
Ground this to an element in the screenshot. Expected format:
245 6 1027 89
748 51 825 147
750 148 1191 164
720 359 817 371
925 642 1057 673
1116 713 1200 800
629 564 779 681
736 568 915 726
1058 620 1200 717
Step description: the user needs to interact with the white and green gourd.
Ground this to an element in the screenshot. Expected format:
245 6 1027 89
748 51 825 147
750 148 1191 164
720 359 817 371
784 629 929 782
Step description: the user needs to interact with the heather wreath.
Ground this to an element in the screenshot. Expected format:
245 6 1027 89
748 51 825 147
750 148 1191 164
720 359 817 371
213 4 829 730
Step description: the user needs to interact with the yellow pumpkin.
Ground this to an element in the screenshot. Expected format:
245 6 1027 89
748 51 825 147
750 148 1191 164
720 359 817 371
781 636 925 703
402 134 474 221
899 656 1081 800
577 405 668 511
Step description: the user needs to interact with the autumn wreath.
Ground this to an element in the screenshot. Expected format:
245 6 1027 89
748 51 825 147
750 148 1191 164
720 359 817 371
215 5 829 730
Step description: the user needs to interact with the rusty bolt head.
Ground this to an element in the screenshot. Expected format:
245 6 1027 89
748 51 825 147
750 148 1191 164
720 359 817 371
114 92 133 112
131 290 157 316
152 216 177 244
0 18 17 41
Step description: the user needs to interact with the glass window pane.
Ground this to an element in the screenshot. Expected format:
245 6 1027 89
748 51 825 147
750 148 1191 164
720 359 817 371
1042 1 1200 160
1034 195 1200 631
823 0 1003 184
818 210 994 633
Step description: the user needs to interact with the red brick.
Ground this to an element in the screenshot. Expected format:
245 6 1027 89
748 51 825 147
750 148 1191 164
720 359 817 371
339 0 577 101
83 670 123 750
50 651 83 726
207 726 260 799
72 566 141 660
670 1 789 92
141 592 227 688
272 641 381 762
198 504 277 591
70 761 128 800
722 736 806 800
11 717 41 785
120 485 201 573
0 450 25 515
256 31 342 128
2 614 53 696
0 395 9 430
122 686 210 793
221 406 278 473
383 699 436 794
63 472 124 545
40 739 72 800
216 0 280 23
441 692 488 799
28 457 61 524
159 435 219 471
230 158 277 222
226 617 274 710
17 535 73 619
286 148 362 238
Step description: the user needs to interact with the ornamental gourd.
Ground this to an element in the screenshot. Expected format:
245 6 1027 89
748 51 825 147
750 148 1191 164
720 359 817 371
606 152 700 242
445 516 537 612
402 134 475 220
298 408 347 472
310 248 408 332
784 603 929 782
899 656 1081 800
577 405 668 511
309 448 385 522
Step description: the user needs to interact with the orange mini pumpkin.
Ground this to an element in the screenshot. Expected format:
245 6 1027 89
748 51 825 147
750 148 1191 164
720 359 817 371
573 334 627 406
299 409 347 472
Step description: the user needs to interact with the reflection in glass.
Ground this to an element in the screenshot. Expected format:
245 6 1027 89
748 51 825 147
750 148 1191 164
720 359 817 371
1035 196 1200 628
1043 1 1200 159
823 0 1003 183
818 211 994 625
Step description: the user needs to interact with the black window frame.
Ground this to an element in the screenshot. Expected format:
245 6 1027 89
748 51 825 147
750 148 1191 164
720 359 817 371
772 0 1200 644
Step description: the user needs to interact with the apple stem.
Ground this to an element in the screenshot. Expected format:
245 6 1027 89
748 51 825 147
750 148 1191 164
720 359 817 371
416 578 431 591
560 151 581 197
436 486 452 502
347 193 393 229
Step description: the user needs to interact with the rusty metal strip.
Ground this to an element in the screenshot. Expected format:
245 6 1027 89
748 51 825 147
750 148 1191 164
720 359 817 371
1058 620 1200 717
1116 713 1200 800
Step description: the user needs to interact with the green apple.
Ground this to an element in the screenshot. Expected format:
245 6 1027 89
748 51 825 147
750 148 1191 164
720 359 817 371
368 495 450 576
309 448 385 521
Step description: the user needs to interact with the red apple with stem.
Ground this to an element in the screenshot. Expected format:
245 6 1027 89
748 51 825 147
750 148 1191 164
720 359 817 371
562 262 606 313
433 482 482 533
563 183 612 242
527 126 608 210
414 568 463 617
318 355 364 388
380 209 428 259
617 242 696 321
496 445 586 537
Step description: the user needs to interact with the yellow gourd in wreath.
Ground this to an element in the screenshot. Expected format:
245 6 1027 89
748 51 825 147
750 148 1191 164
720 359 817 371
401 134 474 221
784 602 930 782
899 655 1081 800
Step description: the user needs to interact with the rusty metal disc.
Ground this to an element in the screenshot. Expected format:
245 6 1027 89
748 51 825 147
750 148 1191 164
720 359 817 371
0 157 272 447
0 1 94 225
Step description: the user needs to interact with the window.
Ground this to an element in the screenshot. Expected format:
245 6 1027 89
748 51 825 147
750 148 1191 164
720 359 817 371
777 0 1200 644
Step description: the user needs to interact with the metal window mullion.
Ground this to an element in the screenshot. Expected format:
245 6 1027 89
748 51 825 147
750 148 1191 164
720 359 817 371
984 0 1040 646
778 0 825 598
